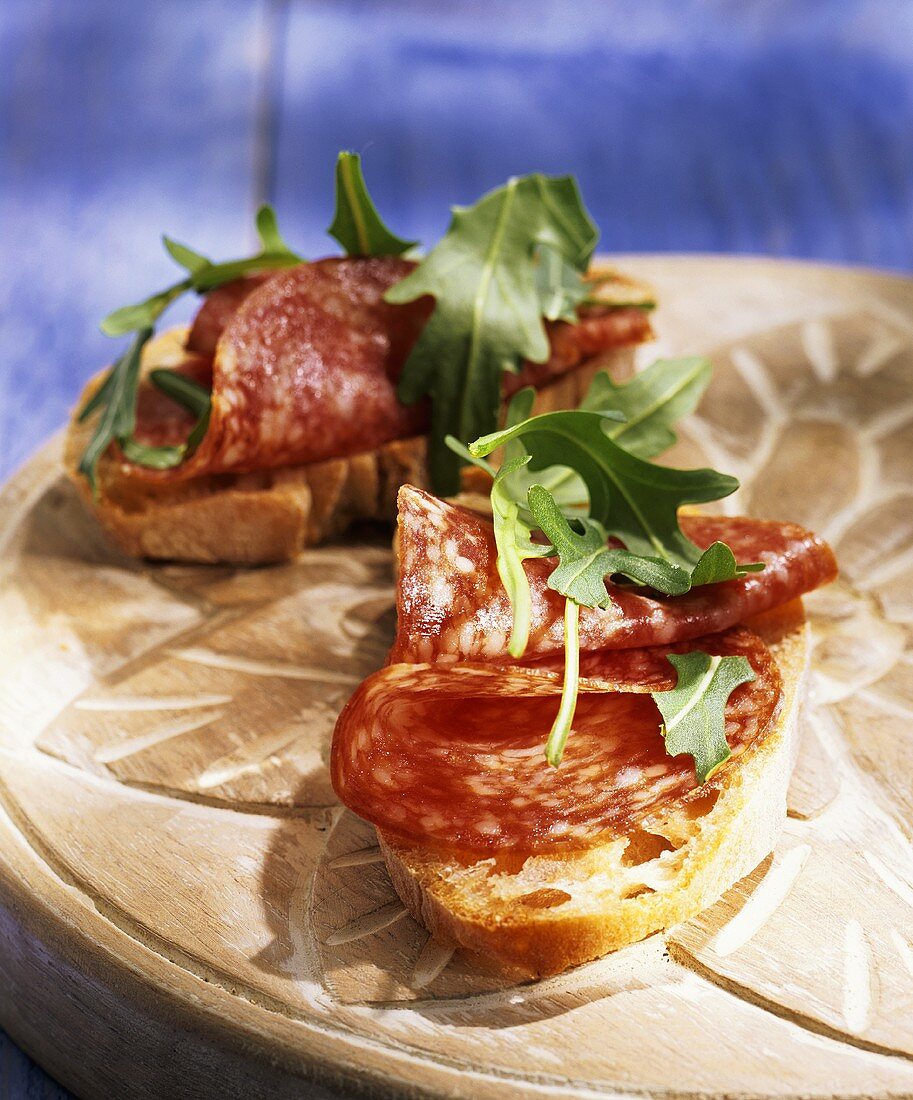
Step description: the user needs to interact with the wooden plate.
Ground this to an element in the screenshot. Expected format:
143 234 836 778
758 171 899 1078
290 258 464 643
2 257 913 1099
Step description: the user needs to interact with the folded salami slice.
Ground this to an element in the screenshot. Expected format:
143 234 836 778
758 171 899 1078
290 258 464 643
130 258 652 480
132 258 431 479
332 626 781 853
391 487 838 662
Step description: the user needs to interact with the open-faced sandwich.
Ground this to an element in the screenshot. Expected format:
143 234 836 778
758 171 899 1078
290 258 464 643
66 155 653 562
331 364 838 977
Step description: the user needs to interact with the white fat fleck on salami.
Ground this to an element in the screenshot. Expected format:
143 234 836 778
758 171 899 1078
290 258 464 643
331 627 782 854
390 487 837 662
643 763 669 778
429 572 455 609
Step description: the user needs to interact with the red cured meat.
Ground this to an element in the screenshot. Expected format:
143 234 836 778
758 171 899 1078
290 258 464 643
131 355 213 449
391 487 838 662
127 258 652 480
506 307 653 394
331 627 781 852
183 270 652 399
185 274 271 357
131 258 432 480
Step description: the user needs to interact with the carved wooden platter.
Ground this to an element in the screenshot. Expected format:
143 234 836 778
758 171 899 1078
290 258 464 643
2 257 913 1099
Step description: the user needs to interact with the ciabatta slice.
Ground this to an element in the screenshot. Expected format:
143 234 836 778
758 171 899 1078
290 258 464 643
378 599 809 977
64 328 637 564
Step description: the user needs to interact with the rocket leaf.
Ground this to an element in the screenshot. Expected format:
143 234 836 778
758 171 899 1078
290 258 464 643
468 385 765 767
525 482 692 768
118 368 212 471
545 598 581 767
328 151 417 257
495 387 591 519
653 652 756 782
582 357 713 459
526 485 692 604
147 368 211 418
471 408 740 571
162 237 209 276
535 245 589 322
690 539 765 586
490 457 556 657
388 173 598 494
77 328 152 493
254 204 298 258
100 282 192 338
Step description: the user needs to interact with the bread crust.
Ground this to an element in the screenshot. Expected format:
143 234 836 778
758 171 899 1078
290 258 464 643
65 329 639 564
378 599 810 977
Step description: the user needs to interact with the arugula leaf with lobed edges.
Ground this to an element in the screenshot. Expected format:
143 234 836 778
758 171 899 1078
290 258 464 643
471 407 750 581
554 353 751 600
524 483 761 768
526 481 732 769
453 361 758 682
466 366 765 769
329 152 417 257
653 652 756 782
527 486 692 604
521 481 760 769
388 173 598 495
582 357 713 460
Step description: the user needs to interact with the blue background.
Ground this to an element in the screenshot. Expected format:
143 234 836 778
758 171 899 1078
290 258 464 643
1 1 912 1094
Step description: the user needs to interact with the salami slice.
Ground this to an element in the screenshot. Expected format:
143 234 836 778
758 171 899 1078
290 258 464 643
185 274 271 357
128 259 652 480
131 258 432 480
392 487 838 662
510 306 653 394
332 626 781 853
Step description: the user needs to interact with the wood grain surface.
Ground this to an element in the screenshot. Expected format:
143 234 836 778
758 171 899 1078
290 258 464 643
0 258 912 1098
